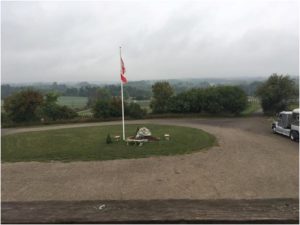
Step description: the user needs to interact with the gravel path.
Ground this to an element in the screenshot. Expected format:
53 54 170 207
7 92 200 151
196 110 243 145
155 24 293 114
1 117 298 201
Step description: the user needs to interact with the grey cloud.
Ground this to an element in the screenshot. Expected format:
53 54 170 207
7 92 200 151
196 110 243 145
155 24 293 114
1 0 298 83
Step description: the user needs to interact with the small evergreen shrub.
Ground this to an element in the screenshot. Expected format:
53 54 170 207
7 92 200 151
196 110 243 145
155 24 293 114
106 134 112 144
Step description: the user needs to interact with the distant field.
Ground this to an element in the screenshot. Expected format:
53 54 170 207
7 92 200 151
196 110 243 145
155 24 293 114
57 96 88 109
77 108 93 117
134 100 151 112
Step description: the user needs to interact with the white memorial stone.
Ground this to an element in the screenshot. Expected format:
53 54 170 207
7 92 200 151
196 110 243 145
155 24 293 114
135 127 152 139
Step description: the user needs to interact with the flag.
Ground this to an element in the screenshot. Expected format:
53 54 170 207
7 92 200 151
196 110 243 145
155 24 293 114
120 57 127 83
119 47 126 141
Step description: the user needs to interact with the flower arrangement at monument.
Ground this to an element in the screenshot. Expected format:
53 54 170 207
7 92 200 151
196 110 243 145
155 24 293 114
126 127 160 146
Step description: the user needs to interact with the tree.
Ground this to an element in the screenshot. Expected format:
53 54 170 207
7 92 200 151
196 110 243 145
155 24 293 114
56 106 77 120
218 86 247 114
109 97 122 117
126 102 146 119
4 89 44 122
202 87 224 114
150 82 174 113
87 87 111 107
256 74 298 115
168 93 191 113
167 86 247 115
40 92 77 121
168 89 204 113
92 97 146 119
93 100 111 118
41 103 60 121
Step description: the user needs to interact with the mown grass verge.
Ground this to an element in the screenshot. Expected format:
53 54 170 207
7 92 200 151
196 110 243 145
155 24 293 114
2 124 216 162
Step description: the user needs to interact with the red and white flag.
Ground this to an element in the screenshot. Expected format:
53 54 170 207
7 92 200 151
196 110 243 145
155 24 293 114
120 57 127 83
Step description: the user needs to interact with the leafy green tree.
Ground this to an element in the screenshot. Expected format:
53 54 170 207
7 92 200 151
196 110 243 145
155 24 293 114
40 92 59 120
187 89 204 113
126 102 146 119
88 87 112 106
109 97 122 117
93 100 111 118
44 92 59 104
57 106 77 119
202 87 223 114
256 74 298 114
168 93 191 113
167 86 247 115
150 81 174 113
168 89 204 113
1 112 12 125
40 92 77 121
218 86 247 114
93 97 146 119
4 89 44 122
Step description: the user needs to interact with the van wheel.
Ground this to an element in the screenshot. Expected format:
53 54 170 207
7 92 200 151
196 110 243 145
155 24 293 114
290 132 295 141
272 126 276 134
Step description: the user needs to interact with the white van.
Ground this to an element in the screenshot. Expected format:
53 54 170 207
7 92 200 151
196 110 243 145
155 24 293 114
272 108 299 141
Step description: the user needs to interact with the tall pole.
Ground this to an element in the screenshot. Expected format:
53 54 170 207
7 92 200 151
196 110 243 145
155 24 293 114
120 47 125 141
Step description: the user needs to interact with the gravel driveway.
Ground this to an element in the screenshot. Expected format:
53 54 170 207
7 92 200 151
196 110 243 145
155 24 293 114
1 117 298 201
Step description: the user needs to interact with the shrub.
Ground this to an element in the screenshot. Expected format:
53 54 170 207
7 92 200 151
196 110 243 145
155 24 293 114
1 112 12 125
106 134 112 144
4 89 44 122
93 100 111 118
256 74 298 115
109 97 122 117
166 86 247 115
57 106 77 119
150 82 174 113
126 102 146 119
93 98 146 119
218 86 248 114
40 93 77 121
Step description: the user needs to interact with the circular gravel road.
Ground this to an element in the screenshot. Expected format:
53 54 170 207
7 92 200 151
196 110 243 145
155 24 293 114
1 117 298 201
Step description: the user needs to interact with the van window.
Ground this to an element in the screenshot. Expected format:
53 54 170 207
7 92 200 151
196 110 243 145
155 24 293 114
292 113 299 121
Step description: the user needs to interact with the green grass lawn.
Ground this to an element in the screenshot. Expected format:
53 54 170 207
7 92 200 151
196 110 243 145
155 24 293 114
57 96 88 109
2 124 216 162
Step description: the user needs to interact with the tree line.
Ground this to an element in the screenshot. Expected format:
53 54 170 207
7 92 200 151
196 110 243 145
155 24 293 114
2 91 77 124
150 82 248 115
1 79 264 100
1 83 152 100
2 73 298 125
2 90 146 124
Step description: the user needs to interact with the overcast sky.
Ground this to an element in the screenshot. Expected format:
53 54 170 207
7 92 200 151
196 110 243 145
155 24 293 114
2 0 299 83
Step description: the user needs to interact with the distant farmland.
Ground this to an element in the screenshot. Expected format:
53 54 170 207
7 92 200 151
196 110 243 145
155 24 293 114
57 96 88 109
134 100 151 113
57 97 152 115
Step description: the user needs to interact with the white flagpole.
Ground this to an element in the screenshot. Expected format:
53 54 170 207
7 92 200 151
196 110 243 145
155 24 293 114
120 47 126 141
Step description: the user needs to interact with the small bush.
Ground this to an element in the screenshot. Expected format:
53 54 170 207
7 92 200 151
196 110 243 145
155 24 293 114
1 112 13 125
126 103 146 119
93 100 111 118
106 134 112 144
93 98 146 119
